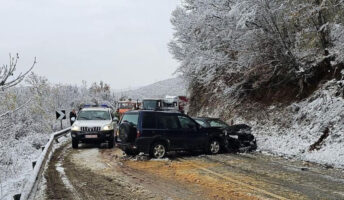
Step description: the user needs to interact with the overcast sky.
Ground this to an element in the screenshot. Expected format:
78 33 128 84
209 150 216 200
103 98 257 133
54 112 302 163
0 0 181 90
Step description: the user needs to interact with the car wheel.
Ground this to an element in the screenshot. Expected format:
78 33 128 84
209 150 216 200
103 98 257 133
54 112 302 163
224 138 240 153
150 142 167 159
249 140 257 151
208 139 221 154
108 139 114 148
72 139 78 149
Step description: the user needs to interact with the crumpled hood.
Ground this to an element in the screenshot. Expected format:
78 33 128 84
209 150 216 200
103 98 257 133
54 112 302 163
74 120 112 127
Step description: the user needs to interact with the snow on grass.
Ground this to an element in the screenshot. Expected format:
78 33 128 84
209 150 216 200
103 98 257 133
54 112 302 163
199 80 344 169
250 80 344 168
0 132 49 200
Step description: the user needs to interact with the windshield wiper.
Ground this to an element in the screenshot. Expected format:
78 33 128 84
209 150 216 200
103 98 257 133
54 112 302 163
95 117 107 120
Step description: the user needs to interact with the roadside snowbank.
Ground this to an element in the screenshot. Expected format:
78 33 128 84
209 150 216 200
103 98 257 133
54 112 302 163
248 80 344 168
198 80 344 168
0 132 49 200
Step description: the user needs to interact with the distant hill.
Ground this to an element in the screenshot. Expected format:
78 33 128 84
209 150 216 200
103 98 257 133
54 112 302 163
115 77 187 100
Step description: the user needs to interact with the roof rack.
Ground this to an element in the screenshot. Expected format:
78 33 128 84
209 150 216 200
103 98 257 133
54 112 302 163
82 104 110 108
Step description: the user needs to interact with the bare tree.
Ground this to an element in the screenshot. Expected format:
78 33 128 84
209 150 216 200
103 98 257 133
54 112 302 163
0 53 36 91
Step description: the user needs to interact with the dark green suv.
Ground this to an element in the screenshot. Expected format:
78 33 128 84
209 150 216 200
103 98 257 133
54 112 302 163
115 110 227 158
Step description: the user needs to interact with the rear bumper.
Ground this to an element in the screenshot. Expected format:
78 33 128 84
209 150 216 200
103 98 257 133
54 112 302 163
71 130 114 143
115 137 151 154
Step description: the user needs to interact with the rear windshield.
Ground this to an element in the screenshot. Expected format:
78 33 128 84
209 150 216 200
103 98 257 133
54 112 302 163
143 100 159 110
208 119 228 128
195 119 208 127
77 110 111 120
118 102 134 109
121 113 139 126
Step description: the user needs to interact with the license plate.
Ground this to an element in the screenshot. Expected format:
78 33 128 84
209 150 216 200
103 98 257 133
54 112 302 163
85 135 98 138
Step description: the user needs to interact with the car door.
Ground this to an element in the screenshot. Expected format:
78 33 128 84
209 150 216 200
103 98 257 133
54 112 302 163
177 115 207 150
156 113 183 150
141 112 157 137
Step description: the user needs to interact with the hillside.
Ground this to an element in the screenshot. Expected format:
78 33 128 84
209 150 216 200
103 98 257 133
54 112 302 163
169 0 344 168
115 77 187 100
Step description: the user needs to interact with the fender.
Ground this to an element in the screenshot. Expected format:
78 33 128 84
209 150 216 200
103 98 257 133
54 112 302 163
150 135 171 150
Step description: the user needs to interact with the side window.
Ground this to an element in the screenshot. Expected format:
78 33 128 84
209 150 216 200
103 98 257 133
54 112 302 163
142 112 156 129
121 113 139 126
178 115 198 129
157 114 180 129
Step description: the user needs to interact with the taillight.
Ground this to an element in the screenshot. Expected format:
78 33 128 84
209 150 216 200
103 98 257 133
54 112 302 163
136 130 141 138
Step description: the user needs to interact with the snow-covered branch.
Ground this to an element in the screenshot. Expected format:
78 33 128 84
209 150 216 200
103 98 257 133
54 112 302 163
0 54 36 91
169 0 344 98
0 98 31 118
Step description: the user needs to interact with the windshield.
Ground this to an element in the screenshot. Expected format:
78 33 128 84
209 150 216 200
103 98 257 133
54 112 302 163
77 110 111 120
118 102 134 109
143 100 159 110
208 119 229 128
163 99 177 108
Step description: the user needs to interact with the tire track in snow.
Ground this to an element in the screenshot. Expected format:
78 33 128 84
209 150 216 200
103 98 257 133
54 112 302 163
55 145 83 200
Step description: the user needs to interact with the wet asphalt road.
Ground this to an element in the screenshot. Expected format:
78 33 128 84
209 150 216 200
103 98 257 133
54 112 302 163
44 143 344 200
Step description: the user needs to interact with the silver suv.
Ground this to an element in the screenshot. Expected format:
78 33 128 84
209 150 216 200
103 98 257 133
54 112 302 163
71 107 117 148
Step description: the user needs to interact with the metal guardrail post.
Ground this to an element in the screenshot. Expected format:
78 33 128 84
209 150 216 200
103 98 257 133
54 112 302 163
31 161 36 169
13 194 21 200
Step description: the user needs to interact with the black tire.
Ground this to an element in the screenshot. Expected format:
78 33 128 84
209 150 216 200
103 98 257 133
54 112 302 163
108 139 114 148
72 139 78 149
224 138 240 153
207 139 221 154
251 140 257 151
150 142 167 159
118 122 137 143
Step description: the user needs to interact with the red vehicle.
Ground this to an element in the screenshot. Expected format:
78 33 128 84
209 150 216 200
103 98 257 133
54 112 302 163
116 100 139 119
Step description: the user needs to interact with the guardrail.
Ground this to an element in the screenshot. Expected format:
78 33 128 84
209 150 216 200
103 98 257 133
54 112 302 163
18 128 71 200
